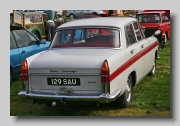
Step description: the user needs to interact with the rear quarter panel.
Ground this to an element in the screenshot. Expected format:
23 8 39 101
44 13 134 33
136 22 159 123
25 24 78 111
107 49 133 95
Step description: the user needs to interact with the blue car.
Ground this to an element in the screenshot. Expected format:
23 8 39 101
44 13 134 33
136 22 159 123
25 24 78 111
10 26 51 86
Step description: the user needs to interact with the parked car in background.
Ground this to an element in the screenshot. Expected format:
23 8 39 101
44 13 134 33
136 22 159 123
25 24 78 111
43 10 64 23
64 10 107 18
72 14 102 20
10 26 51 86
136 10 170 49
18 17 159 108
11 10 50 40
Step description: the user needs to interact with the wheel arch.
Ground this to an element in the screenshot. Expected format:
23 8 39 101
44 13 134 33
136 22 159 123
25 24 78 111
92 12 98 15
69 13 75 18
29 28 42 39
155 50 158 59
130 71 136 87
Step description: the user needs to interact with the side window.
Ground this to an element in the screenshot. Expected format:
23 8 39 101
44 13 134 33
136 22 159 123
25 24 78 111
10 32 17 49
25 15 43 23
59 30 73 44
14 12 22 23
125 24 137 45
162 14 168 22
12 29 31 47
133 22 144 41
27 32 38 45
165 16 169 21
74 29 84 42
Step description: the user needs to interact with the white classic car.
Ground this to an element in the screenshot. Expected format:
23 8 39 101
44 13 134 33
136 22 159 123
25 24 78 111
18 17 159 108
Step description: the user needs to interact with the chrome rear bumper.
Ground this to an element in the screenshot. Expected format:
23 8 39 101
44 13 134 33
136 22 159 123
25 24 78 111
18 89 121 103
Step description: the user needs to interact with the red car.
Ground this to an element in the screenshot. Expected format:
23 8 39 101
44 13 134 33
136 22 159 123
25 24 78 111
136 10 170 49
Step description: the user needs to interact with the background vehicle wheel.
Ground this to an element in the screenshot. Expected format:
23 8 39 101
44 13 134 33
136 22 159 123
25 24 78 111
69 14 75 19
116 74 133 108
148 56 156 76
164 33 167 43
92 12 98 15
34 32 41 40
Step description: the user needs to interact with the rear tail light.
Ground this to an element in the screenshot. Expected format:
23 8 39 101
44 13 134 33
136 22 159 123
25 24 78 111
101 60 110 83
21 60 28 81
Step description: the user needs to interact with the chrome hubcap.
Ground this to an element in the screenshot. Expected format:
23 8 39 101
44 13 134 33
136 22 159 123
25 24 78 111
152 62 156 74
165 34 167 43
70 15 74 18
126 78 131 102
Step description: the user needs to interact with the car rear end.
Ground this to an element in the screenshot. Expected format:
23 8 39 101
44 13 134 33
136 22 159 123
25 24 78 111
18 26 122 106
18 49 121 106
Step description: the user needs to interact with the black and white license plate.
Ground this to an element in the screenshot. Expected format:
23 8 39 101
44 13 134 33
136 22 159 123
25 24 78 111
47 78 80 86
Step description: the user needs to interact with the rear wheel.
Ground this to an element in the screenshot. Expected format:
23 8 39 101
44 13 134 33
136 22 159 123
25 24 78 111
92 12 98 16
164 33 167 43
148 56 156 76
116 74 133 108
69 13 75 19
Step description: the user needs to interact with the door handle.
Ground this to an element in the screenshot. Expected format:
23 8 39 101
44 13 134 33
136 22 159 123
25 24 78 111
130 49 134 54
21 50 25 55
141 44 144 48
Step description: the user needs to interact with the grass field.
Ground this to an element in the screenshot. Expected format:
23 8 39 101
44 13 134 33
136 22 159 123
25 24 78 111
10 40 170 116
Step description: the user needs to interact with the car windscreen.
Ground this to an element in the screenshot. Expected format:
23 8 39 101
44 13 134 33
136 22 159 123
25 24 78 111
51 27 120 48
136 13 161 23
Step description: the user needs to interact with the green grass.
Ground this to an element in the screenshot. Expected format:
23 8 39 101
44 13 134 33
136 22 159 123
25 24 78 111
10 40 170 116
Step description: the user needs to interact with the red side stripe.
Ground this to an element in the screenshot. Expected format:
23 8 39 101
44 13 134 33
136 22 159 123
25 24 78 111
110 41 158 81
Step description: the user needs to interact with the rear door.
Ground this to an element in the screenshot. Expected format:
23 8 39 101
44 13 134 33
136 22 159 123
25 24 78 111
73 10 83 17
11 28 43 63
133 22 152 76
10 31 21 76
125 22 145 81
161 13 170 39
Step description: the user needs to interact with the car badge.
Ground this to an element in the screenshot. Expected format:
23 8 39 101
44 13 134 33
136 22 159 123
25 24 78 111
61 70 77 73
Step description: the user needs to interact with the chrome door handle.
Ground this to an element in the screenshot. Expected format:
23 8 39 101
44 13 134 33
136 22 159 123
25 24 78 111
130 49 134 54
141 44 144 48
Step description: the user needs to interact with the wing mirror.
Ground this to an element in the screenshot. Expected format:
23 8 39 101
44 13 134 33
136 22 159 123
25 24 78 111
39 39 46 44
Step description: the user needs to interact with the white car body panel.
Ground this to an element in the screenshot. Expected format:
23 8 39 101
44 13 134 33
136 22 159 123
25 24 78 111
18 17 158 106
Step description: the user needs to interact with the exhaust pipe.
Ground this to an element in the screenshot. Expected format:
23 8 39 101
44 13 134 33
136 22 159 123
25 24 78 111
52 98 68 107
52 101 57 107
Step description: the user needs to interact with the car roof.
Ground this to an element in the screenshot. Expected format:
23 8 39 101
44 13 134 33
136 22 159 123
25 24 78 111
18 11 45 15
10 26 24 30
58 17 137 29
137 11 166 15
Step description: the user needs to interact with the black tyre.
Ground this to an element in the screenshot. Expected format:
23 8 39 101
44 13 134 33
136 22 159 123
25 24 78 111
92 12 98 15
69 13 75 19
116 74 133 108
148 56 156 76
